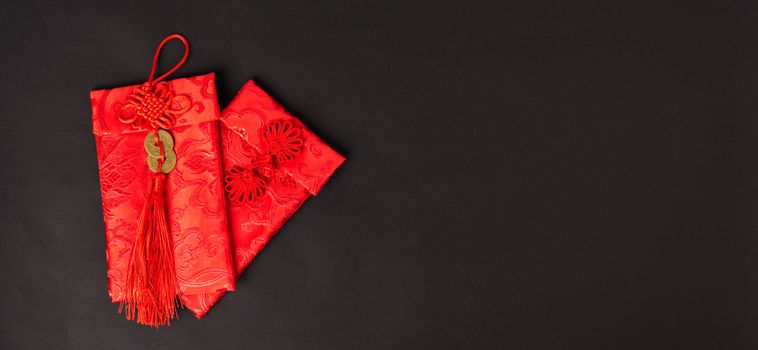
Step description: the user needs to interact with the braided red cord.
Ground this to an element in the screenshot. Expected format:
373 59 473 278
147 34 189 87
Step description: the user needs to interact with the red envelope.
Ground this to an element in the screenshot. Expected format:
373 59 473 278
90 73 236 322
181 80 345 317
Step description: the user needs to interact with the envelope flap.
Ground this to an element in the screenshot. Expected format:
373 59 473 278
220 80 344 195
91 73 220 136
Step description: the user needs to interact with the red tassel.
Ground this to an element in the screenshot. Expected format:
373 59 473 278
120 172 180 327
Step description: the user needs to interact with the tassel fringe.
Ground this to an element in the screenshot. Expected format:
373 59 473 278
119 173 180 327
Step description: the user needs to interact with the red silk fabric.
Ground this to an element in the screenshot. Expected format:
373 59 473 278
90 73 236 318
180 80 345 317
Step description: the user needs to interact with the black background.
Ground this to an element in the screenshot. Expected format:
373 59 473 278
1 0 757 349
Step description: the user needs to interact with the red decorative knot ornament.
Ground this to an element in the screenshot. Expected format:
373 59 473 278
119 34 189 327
224 120 303 204
119 83 191 130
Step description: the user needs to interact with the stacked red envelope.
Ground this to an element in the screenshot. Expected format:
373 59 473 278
91 33 344 325
181 80 345 317
90 73 237 320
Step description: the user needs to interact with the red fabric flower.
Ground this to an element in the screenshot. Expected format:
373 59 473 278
262 120 303 163
224 157 274 204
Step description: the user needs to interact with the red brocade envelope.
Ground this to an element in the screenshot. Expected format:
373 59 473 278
90 73 236 320
180 80 345 317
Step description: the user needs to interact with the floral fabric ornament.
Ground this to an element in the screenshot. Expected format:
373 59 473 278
90 35 235 326
180 80 345 317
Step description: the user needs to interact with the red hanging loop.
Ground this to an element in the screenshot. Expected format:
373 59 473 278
147 34 190 87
